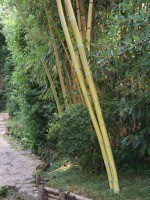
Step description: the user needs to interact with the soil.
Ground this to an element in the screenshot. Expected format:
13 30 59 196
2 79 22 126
0 113 40 198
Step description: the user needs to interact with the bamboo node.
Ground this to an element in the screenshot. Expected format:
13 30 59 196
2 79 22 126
77 44 84 48
60 16 65 20
113 180 119 182
68 44 74 50
93 98 99 101
114 189 120 193
105 162 110 166
69 16 76 20
106 145 111 148
76 68 81 73
83 93 89 97
85 72 92 77
110 164 116 167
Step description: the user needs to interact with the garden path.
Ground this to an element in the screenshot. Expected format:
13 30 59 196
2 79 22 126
0 113 40 187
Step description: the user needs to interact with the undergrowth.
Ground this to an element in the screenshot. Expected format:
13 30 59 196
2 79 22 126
43 161 150 200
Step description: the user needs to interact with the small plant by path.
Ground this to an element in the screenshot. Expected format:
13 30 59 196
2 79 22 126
0 187 7 198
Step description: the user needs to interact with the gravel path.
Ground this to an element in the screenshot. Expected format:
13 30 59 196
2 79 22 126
0 113 40 187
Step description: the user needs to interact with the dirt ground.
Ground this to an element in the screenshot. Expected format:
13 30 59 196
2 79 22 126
0 113 40 187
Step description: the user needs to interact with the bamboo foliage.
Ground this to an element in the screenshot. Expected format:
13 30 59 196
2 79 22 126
56 0 115 191
15 0 62 114
43 0 67 107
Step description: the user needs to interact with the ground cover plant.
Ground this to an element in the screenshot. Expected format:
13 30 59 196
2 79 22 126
43 162 150 200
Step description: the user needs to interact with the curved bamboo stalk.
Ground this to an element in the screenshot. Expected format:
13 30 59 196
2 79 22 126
64 0 119 193
86 0 93 51
43 0 67 107
15 0 62 114
56 0 113 190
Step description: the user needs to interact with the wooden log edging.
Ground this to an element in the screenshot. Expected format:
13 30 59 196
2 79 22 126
44 187 92 200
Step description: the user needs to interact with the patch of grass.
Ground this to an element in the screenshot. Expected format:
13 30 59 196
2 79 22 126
0 187 7 198
44 162 150 200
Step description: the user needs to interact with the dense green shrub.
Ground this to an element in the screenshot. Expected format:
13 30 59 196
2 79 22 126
47 105 101 171
0 29 8 111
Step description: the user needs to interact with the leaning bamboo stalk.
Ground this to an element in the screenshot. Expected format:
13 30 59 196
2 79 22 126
65 0 78 104
15 0 62 114
65 0 119 193
86 0 94 51
65 6 86 105
78 0 87 40
43 0 67 107
61 29 85 105
66 2 92 104
56 0 113 190
76 0 83 39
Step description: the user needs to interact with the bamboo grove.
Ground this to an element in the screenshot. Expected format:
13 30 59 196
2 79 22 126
14 0 120 193
1 0 149 195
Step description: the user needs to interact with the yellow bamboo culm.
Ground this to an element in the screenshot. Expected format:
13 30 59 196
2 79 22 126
65 5 85 105
56 0 114 190
43 0 67 108
15 0 62 114
86 0 94 51
75 0 83 39
78 0 87 40
64 0 119 193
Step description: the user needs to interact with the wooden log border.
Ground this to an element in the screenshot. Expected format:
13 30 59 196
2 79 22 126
38 185 92 200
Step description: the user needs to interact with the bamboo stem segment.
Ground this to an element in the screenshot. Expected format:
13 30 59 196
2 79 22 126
76 0 83 39
15 0 62 114
86 0 93 51
56 0 114 190
64 0 119 193
78 0 87 40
